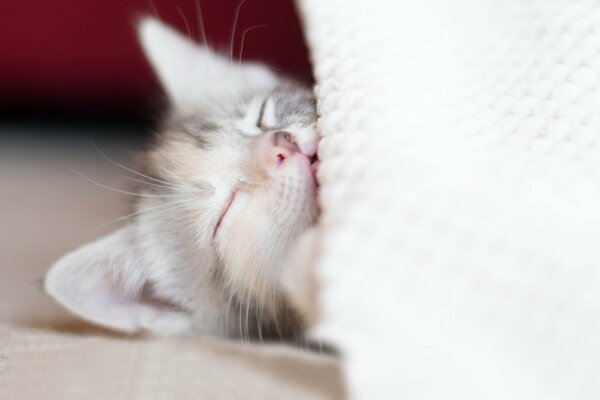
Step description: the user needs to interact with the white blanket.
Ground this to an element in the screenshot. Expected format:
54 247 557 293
296 0 600 398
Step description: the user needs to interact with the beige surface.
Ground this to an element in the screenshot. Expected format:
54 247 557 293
0 137 344 399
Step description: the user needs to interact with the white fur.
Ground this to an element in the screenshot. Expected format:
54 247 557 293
45 18 319 338
138 18 278 109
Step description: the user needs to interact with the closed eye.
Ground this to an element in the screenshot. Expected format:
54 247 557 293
240 97 268 137
257 98 268 128
214 190 237 238
258 97 276 130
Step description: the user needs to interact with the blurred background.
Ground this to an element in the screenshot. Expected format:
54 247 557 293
0 0 312 330
0 0 311 121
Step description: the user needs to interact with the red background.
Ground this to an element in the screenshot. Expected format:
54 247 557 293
0 0 311 117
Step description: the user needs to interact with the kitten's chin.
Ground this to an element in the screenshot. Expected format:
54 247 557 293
284 153 320 190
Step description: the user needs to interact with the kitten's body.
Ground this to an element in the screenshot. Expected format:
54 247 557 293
44 18 319 340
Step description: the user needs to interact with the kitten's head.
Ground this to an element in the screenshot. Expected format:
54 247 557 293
44 18 319 337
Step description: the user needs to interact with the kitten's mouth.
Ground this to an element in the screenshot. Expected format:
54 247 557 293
309 154 320 188
214 189 237 238
214 154 320 239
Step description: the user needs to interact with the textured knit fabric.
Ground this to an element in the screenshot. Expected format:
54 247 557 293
295 0 600 398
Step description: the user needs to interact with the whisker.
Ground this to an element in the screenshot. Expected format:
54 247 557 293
256 308 263 343
229 0 250 64
238 24 269 63
272 310 284 342
117 174 182 191
91 198 196 232
255 281 264 344
90 142 189 190
238 285 245 341
63 166 186 199
176 5 192 41
245 289 251 342
195 0 208 44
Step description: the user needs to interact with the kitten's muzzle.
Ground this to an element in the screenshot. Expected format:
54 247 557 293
274 130 318 158
270 130 319 168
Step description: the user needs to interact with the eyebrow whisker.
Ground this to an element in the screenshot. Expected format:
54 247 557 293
63 166 189 199
91 198 196 232
90 142 190 190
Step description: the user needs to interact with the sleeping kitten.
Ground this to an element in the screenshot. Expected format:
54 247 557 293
44 18 320 340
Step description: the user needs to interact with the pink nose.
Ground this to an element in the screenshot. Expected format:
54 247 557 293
271 131 301 165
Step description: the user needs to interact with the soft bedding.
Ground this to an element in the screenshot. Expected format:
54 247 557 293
296 0 600 398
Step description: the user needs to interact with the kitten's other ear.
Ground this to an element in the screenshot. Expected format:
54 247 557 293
137 17 278 107
45 226 193 335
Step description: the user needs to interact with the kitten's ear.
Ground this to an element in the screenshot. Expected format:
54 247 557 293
137 17 277 106
45 226 193 335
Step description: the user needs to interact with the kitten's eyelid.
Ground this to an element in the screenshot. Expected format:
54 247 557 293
239 96 267 137
259 97 277 130
238 127 261 138
257 98 268 129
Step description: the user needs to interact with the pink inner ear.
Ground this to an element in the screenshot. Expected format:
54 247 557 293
87 272 132 306
59 268 148 332
45 226 193 335
72 280 191 335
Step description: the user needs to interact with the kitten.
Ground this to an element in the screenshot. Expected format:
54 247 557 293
44 18 320 340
